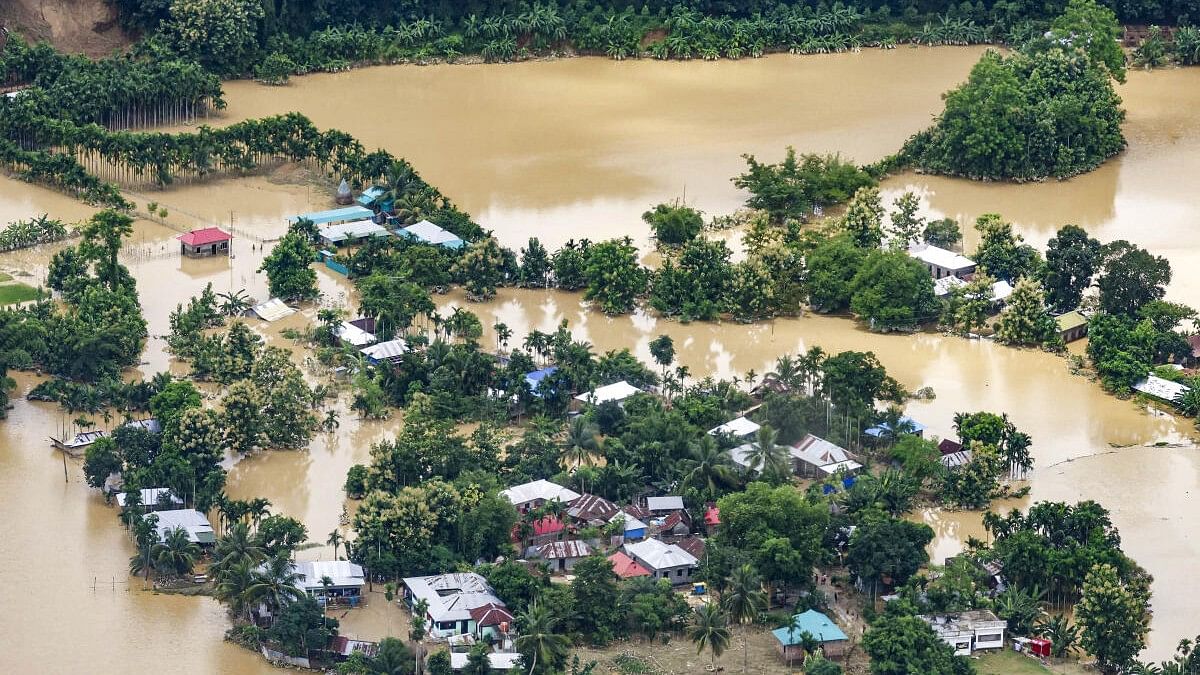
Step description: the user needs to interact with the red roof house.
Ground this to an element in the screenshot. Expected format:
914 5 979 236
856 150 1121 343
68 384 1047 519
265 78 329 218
938 439 963 456
703 504 720 527
514 516 566 545
469 603 515 629
177 227 232 256
608 551 651 579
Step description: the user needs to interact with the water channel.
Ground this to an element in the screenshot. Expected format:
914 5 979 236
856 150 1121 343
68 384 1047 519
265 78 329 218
1 48 1197 670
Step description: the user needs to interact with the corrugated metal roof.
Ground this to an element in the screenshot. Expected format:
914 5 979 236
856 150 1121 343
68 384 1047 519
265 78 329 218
295 560 365 589
708 416 761 438
538 540 591 559
399 220 465 248
335 321 377 347
908 243 976 271
1133 375 1190 402
361 339 407 362
646 496 684 511
624 538 697 570
574 380 642 405
501 479 580 507
251 298 295 322
287 205 374 226
773 610 848 645
318 219 391 243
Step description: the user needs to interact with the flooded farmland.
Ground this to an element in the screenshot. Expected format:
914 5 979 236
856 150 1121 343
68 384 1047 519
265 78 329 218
0 48 1198 671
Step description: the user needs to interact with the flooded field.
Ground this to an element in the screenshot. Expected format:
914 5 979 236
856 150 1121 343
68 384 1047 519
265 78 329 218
0 49 1198 670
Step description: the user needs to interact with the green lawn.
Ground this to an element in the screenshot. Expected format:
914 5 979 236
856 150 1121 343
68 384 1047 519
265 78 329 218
0 282 42 305
975 650 1053 675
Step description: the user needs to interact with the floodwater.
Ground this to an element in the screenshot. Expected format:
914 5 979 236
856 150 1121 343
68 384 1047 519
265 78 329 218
0 49 1198 670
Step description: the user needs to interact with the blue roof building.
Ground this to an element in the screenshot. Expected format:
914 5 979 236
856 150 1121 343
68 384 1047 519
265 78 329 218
525 367 558 398
356 186 387 208
772 610 850 659
287 205 374 227
865 415 926 438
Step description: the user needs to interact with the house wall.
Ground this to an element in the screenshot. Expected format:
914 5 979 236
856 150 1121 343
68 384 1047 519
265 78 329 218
647 564 694 585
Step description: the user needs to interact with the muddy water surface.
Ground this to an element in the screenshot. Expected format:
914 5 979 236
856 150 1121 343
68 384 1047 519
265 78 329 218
1 48 1199 671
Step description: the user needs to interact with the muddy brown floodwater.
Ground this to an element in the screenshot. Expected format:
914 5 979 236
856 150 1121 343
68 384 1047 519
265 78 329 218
0 49 1197 671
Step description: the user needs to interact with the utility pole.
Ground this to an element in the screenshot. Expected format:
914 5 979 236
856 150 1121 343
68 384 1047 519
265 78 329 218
61 449 68 483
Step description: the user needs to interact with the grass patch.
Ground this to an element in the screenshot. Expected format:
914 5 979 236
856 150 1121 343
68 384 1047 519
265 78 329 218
0 273 13 282
975 650 1053 675
0 282 41 305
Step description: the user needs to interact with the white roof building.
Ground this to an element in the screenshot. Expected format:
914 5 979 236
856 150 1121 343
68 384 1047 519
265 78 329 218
624 538 698 571
933 275 967 297
908 244 976 275
792 434 863 475
150 509 215 544
991 280 1014 303
574 380 642 405
251 298 295 322
1133 375 1191 402
450 652 521 671
293 560 366 592
500 479 580 508
402 573 504 624
335 321 377 347
399 220 465 248
941 449 974 469
361 339 407 363
646 496 684 512
708 416 761 439
317 219 391 245
116 487 182 509
610 510 647 533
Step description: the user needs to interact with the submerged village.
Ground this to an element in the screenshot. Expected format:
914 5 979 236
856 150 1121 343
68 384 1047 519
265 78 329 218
3 1 1200 674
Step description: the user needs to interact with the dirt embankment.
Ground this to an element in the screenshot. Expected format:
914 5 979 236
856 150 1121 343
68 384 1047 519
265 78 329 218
1 0 132 57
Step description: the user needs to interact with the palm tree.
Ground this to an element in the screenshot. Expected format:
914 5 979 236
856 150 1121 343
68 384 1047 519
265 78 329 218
218 289 252 317
320 575 334 627
562 417 601 470
689 602 732 672
327 529 344 560
152 526 201 577
744 425 790 483
723 565 766 672
1037 614 1080 658
681 435 737 500
210 522 266 579
215 560 257 621
245 497 272 532
247 555 304 619
515 601 570 675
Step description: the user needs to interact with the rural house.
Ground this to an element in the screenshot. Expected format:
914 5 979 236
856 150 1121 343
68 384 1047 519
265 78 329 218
149 509 215 545
536 540 592 573
773 610 850 660
177 227 232 257
501 479 580 514
623 538 699 585
919 610 1007 656
401 573 512 640
908 243 977 279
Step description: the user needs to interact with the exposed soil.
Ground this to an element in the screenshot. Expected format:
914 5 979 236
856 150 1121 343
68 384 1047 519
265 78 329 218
2 0 132 57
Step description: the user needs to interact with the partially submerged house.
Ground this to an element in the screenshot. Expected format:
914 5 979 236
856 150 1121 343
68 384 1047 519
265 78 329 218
1055 310 1089 343
919 610 1007 656
908 244 977 279
500 479 580 514
573 380 642 408
773 610 850 660
623 538 699 585
149 509 215 545
177 227 232 257
941 448 974 469
791 434 863 477
251 298 295 322
524 366 558 398
317 220 391 248
865 416 926 439
116 487 182 512
293 560 366 604
536 540 591 573
401 573 511 639
287 205 374 228
708 416 761 440
397 219 465 250
335 320 378 348
1133 374 1191 403
361 339 407 365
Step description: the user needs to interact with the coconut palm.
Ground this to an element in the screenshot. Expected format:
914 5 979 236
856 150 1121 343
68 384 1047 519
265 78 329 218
723 565 766 672
562 416 601 469
680 435 737 500
689 602 732 671
152 526 201 577
515 601 570 675
210 522 266 579
326 529 344 560
215 560 257 620
247 555 304 618
744 425 790 483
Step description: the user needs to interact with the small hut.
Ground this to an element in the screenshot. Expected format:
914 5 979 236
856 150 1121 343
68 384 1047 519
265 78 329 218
178 227 232 257
335 179 353 205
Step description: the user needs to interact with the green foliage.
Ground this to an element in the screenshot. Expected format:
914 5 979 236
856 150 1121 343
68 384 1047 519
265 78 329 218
733 148 875 224
572 556 623 643
903 47 1125 180
941 442 1006 509
266 596 339 658
452 238 508 301
971 213 1041 283
1043 225 1101 313
650 238 733 320
1048 0 1126 82
1076 563 1152 673
255 52 297 85
995 278 1058 346
644 201 703 246
583 238 646 315
841 187 886 249
850 249 938 331
863 610 972 675
806 235 866 313
922 218 962 249
260 231 318 301
162 0 265 76
1097 240 1171 318
847 511 934 592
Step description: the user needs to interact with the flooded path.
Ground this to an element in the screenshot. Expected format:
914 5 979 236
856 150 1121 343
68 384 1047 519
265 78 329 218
0 49 1198 669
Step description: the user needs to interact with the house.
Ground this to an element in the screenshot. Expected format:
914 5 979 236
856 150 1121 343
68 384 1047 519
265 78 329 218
116 487 182 512
608 551 651 579
397 220 466 250
610 510 647 541
149 509 215 545
287 205 374 228
645 496 685 514
938 439 963 456
449 652 522 672
941 448 974 469
773 610 850 660
908 244 976 279
567 493 620 525
1055 310 1089 343
708 416 761 440
500 479 580 513
919 610 1007 656
177 227 232 257
991 280 1015 305
356 185 387 208
703 504 720 530
328 636 379 661
657 511 691 538
624 538 699 585
401 573 510 639
50 429 106 454
335 320 378 348
317 219 391 248
293 560 366 604
537 540 591 572
251 298 296 322
865 416 926 439
574 380 642 407
522 516 565 546
362 339 407 365
791 434 863 477
676 536 707 561
1189 335 1200 365
524 367 558 398
933 275 967 297
1133 375 1191 403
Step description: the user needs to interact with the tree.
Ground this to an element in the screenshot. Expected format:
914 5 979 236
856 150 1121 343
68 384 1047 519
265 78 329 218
520 238 552 288
162 0 266 75
841 187 885 249
850 250 938 331
426 650 453 675
733 148 875 223
922 218 962 249
460 643 491 675
688 602 732 671
255 52 296 85
84 436 122 488
806 235 867 313
220 380 268 454
723 564 766 673
648 335 675 380
247 554 304 615
571 556 622 642
1076 563 1152 673
1036 614 1080 658
643 201 703 246
941 271 995 336
995 278 1058 346
888 192 924 248
268 596 339 658
583 238 646 315
152 526 201 577
863 611 971 675
79 210 134 292
515 601 570 675
1043 225 1101 313
259 231 318 301
821 350 905 414
1050 0 1126 82
743 425 790 484
972 214 1040 283
847 512 934 598
452 238 507 301
680 435 737 500
1097 240 1171 318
